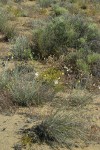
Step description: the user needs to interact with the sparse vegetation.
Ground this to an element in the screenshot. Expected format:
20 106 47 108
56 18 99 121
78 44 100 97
0 0 100 149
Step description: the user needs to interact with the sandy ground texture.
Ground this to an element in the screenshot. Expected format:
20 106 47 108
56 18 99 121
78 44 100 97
0 1 100 149
0 95 100 150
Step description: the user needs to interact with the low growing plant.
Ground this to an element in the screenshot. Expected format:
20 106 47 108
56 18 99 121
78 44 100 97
0 68 10 90
0 8 15 40
24 109 91 148
8 67 55 106
67 89 93 108
38 0 55 8
11 36 32 60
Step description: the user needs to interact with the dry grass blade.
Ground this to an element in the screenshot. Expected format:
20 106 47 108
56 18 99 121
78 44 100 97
23 109 92 149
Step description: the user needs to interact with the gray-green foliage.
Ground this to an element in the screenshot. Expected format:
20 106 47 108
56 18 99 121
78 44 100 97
9 76 38 106
0 69 10 90
12 36 32 60
32 109 90 148
63 50 100 78
32 14 100 58
67 90 93 108
0 9 8 32
8 65 55 106
0 8 15 40
52 5 68 16
38 0 55 8
87 53 100 77
9 77 55 106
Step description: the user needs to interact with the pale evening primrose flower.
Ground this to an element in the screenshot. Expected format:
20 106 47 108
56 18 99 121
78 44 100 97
98 86 100 90
54 80 58 85
35 72 39 77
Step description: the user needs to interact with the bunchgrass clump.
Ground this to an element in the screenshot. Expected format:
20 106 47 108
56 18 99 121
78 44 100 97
8 66 55 106
67 89 93 108
9 79 55 106
25 109 91 148
9 76 38 106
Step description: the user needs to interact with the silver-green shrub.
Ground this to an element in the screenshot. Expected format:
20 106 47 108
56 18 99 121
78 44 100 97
12 36 32 60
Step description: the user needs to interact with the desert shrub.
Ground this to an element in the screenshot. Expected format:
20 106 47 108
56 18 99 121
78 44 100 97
38 0 55 8
8 67 55 106
9 80 55 106
87 53 100 64
63 49 100 78
0 69 10 90
87 53 100 77
11 36 32 60
7 5 24 17
63 51 84 77
0 8 15 40
76 59 89 74
0 9 8 32
32 18 49 29
25 109 90 148
3 25 15 41
32 14 100 58
52 5 68 16
9 77 38 106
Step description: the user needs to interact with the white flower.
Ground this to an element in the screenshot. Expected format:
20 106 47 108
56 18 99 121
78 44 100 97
64 66 70 72
64 65 68 69
58 77 60 80
35 72 39 77
54 80 58 85
98 86 100 90
62 72 64 75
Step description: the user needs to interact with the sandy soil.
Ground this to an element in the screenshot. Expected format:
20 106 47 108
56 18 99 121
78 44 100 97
0 95 100 150
0 1 100 149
